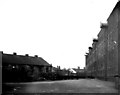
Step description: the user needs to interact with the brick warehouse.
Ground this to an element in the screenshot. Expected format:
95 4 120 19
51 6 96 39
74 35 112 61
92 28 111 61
85 1 120 89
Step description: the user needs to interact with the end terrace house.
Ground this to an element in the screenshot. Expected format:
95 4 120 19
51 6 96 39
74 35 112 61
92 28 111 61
2 51 52 82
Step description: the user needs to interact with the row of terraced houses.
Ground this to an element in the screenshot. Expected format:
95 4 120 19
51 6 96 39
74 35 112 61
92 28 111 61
2 51 84 83
85 1 120 89
2 52 53 82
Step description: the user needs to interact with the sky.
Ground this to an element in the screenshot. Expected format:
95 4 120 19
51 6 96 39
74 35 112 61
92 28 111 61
0 0 118 69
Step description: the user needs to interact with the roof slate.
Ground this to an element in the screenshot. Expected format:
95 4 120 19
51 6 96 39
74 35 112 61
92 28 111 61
2 53 50 66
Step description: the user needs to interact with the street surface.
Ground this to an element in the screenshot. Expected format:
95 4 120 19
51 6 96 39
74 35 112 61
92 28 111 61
3 79 118 93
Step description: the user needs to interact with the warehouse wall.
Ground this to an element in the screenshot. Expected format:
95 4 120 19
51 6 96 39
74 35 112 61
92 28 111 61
117 3 120 90
97 27 107 80
85 1 120 82
107 6 118 81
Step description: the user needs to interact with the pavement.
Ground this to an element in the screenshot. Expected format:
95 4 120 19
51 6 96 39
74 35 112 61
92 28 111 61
3 79 118 93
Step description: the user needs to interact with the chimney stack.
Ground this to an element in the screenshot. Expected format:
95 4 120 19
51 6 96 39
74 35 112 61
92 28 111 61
100 23 108 28
86 53 89 55
25 54 29 56
93 39 98 42
34 55 38 57
13 52 17 55
88 47 93 53
89 47 93 50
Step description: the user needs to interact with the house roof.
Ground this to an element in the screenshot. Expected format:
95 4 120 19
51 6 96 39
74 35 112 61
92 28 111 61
72 68 85 73
2 53 50 66
69 68 76 73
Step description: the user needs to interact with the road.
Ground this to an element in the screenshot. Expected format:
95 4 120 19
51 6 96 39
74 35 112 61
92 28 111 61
3 79 118 93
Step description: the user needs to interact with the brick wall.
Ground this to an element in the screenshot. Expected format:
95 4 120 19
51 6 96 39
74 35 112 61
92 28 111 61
107 5 118 81
86 1 119 82
85 2 120 90
117 2 120 90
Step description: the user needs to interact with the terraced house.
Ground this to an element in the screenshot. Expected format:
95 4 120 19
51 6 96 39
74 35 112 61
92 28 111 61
2 51 52 82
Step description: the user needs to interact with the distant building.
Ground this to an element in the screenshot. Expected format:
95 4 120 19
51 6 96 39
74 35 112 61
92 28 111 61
72 67 86 78
69 68 76 74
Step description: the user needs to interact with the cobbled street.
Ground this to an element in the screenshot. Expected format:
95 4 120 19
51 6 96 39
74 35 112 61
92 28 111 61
3 79 118 93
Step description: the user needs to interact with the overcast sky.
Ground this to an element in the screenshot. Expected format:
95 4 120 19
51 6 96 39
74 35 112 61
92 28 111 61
0 0 118 69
